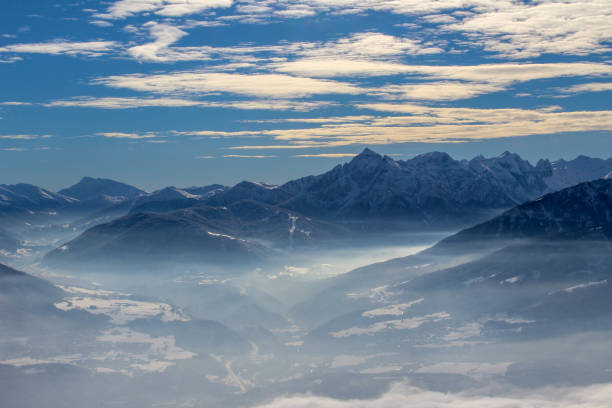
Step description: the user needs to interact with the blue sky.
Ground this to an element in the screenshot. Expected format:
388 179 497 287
0 0 611 191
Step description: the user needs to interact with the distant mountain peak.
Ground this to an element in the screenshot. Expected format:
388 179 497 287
414 151 453 163
358 147 379 156
234 180 278 190
79 176 97 182
59 177 145 202
497 151 527 164
349 148 384 163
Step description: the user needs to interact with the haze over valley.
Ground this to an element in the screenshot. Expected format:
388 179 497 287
2 0 612 406
1 149 612 407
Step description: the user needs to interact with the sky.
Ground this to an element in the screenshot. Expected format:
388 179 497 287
0 0 611 191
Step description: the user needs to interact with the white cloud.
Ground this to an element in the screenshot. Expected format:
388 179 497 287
95 71 362 98
252 381 612 408
446 1 612 58
0 56 22 63
0 40 119 57
560 82 612 94
231 1 612 59
97 0 233 19
222 154 277 158
90 20 114 27
213 100 336 111
95 131 160 139
277 61 611 100
175 130 264 137
294 153 358 158
46 97 209 109
378 81 505 101
0 101 32 106
45 97 333 111
298 32 443 59
120 28 440 65
223 105 612 148
0 134 51 140
128 22 188 61
231 0 489 23
274 58 413 77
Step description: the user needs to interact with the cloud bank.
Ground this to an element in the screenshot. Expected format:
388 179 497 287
252 381 612 408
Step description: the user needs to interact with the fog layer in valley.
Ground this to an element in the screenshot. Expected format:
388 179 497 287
2 150 612 407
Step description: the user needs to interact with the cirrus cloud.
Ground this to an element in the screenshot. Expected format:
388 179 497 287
96 0 233 19
0 40 119 57
221 105 612 148
46 96 335 111
94 71 362 98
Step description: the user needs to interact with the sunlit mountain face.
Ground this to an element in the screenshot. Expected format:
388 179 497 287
1 1 612 407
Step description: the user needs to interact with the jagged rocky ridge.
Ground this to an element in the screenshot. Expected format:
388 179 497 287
3 149 612 269
199 149 612 228
3 149 612 229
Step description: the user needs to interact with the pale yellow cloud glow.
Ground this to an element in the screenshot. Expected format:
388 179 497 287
95 71 362 98
215 106 612 148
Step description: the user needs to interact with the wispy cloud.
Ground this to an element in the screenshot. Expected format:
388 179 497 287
560 82 612 94
0 101 33 106
294 153 357 158
46 97 207 109
174 130 262 137
0 56 22 63
273 60 612 102
127 22 188 62
45 97 333 111
96 132 159 139
222 106 612 148
277 61 612 100
96 0 233 19
0 40 119 57
94 71 362 98
0 146 51 152
298 32 443 59
222 154 277 158
0 134 51 140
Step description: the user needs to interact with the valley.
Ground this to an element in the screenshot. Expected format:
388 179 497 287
2 150 612 407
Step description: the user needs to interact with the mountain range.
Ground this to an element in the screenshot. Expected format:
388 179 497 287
290 178 612 349
3 149 612 268
3 153 612 404
3 150 612 227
